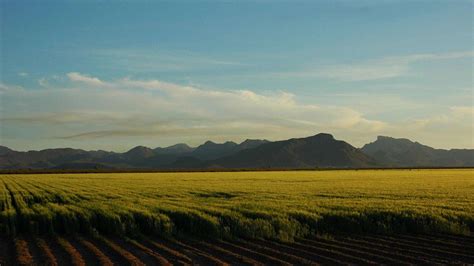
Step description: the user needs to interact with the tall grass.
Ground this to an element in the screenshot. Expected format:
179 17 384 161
0 169 473 240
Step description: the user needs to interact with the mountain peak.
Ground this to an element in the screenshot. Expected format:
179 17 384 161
240 139 268 145
376 136 412 143
125 146 154 157
167 143 192 149
0 146 13 155
359 136 474 167
127 145 151 151
311 133 334 140
211 133 374 169
154 143 195 155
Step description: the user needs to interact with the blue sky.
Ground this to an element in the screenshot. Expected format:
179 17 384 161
1 0 472 151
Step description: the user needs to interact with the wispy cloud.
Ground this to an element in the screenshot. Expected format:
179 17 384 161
2 73 386 143
2 72 473 149
18 72 28 77
274 51 474 81
87 48 247 72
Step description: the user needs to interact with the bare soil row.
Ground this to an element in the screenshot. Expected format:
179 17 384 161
0 234 472 265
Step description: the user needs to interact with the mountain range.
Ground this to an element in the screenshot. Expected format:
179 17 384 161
0 134 472 170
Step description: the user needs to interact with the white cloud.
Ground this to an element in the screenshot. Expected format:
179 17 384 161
18 72 28 77
275 51 474 81
2 73 472 149
375 105 474 149
1 74 387 146
67 72 110 87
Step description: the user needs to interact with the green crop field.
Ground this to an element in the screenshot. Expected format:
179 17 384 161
1 169 474 265
1 169 473 240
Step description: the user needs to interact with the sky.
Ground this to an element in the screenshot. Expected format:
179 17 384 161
0 0 473 151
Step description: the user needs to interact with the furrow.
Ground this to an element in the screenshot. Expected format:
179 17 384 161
14 238 35 266
0 237 14 266
205 239 292 265
35 238 58 266
336 236 449 264
77 237 114 266
99 237 146 266
300 237 413 264
251 239 344 265
57 237 86 266
362 236 474 264
165 238 229 265
127 239 172 265
378 235 474 262
231 239 318 265
145 239 193 265
188 239 264 266
259 239 376 265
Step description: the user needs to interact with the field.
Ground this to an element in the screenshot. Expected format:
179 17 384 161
1 169 473 264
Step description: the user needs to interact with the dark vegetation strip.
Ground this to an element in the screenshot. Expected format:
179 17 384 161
2 166 473 174
2 199 470 239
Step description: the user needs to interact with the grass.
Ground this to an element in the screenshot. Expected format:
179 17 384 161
0 169 473 241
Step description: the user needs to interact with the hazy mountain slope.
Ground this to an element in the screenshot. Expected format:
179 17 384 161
154 143 195 155
208 133 376 169
190 141 239 160
0 139 269 169
0 148 103 169
361 136 474 167
0 146 13 156
2 134 471 170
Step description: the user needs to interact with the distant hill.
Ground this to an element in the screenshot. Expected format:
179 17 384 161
0 139 268 169
207 133 376 169
1 134 472 170
361 136 474 167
